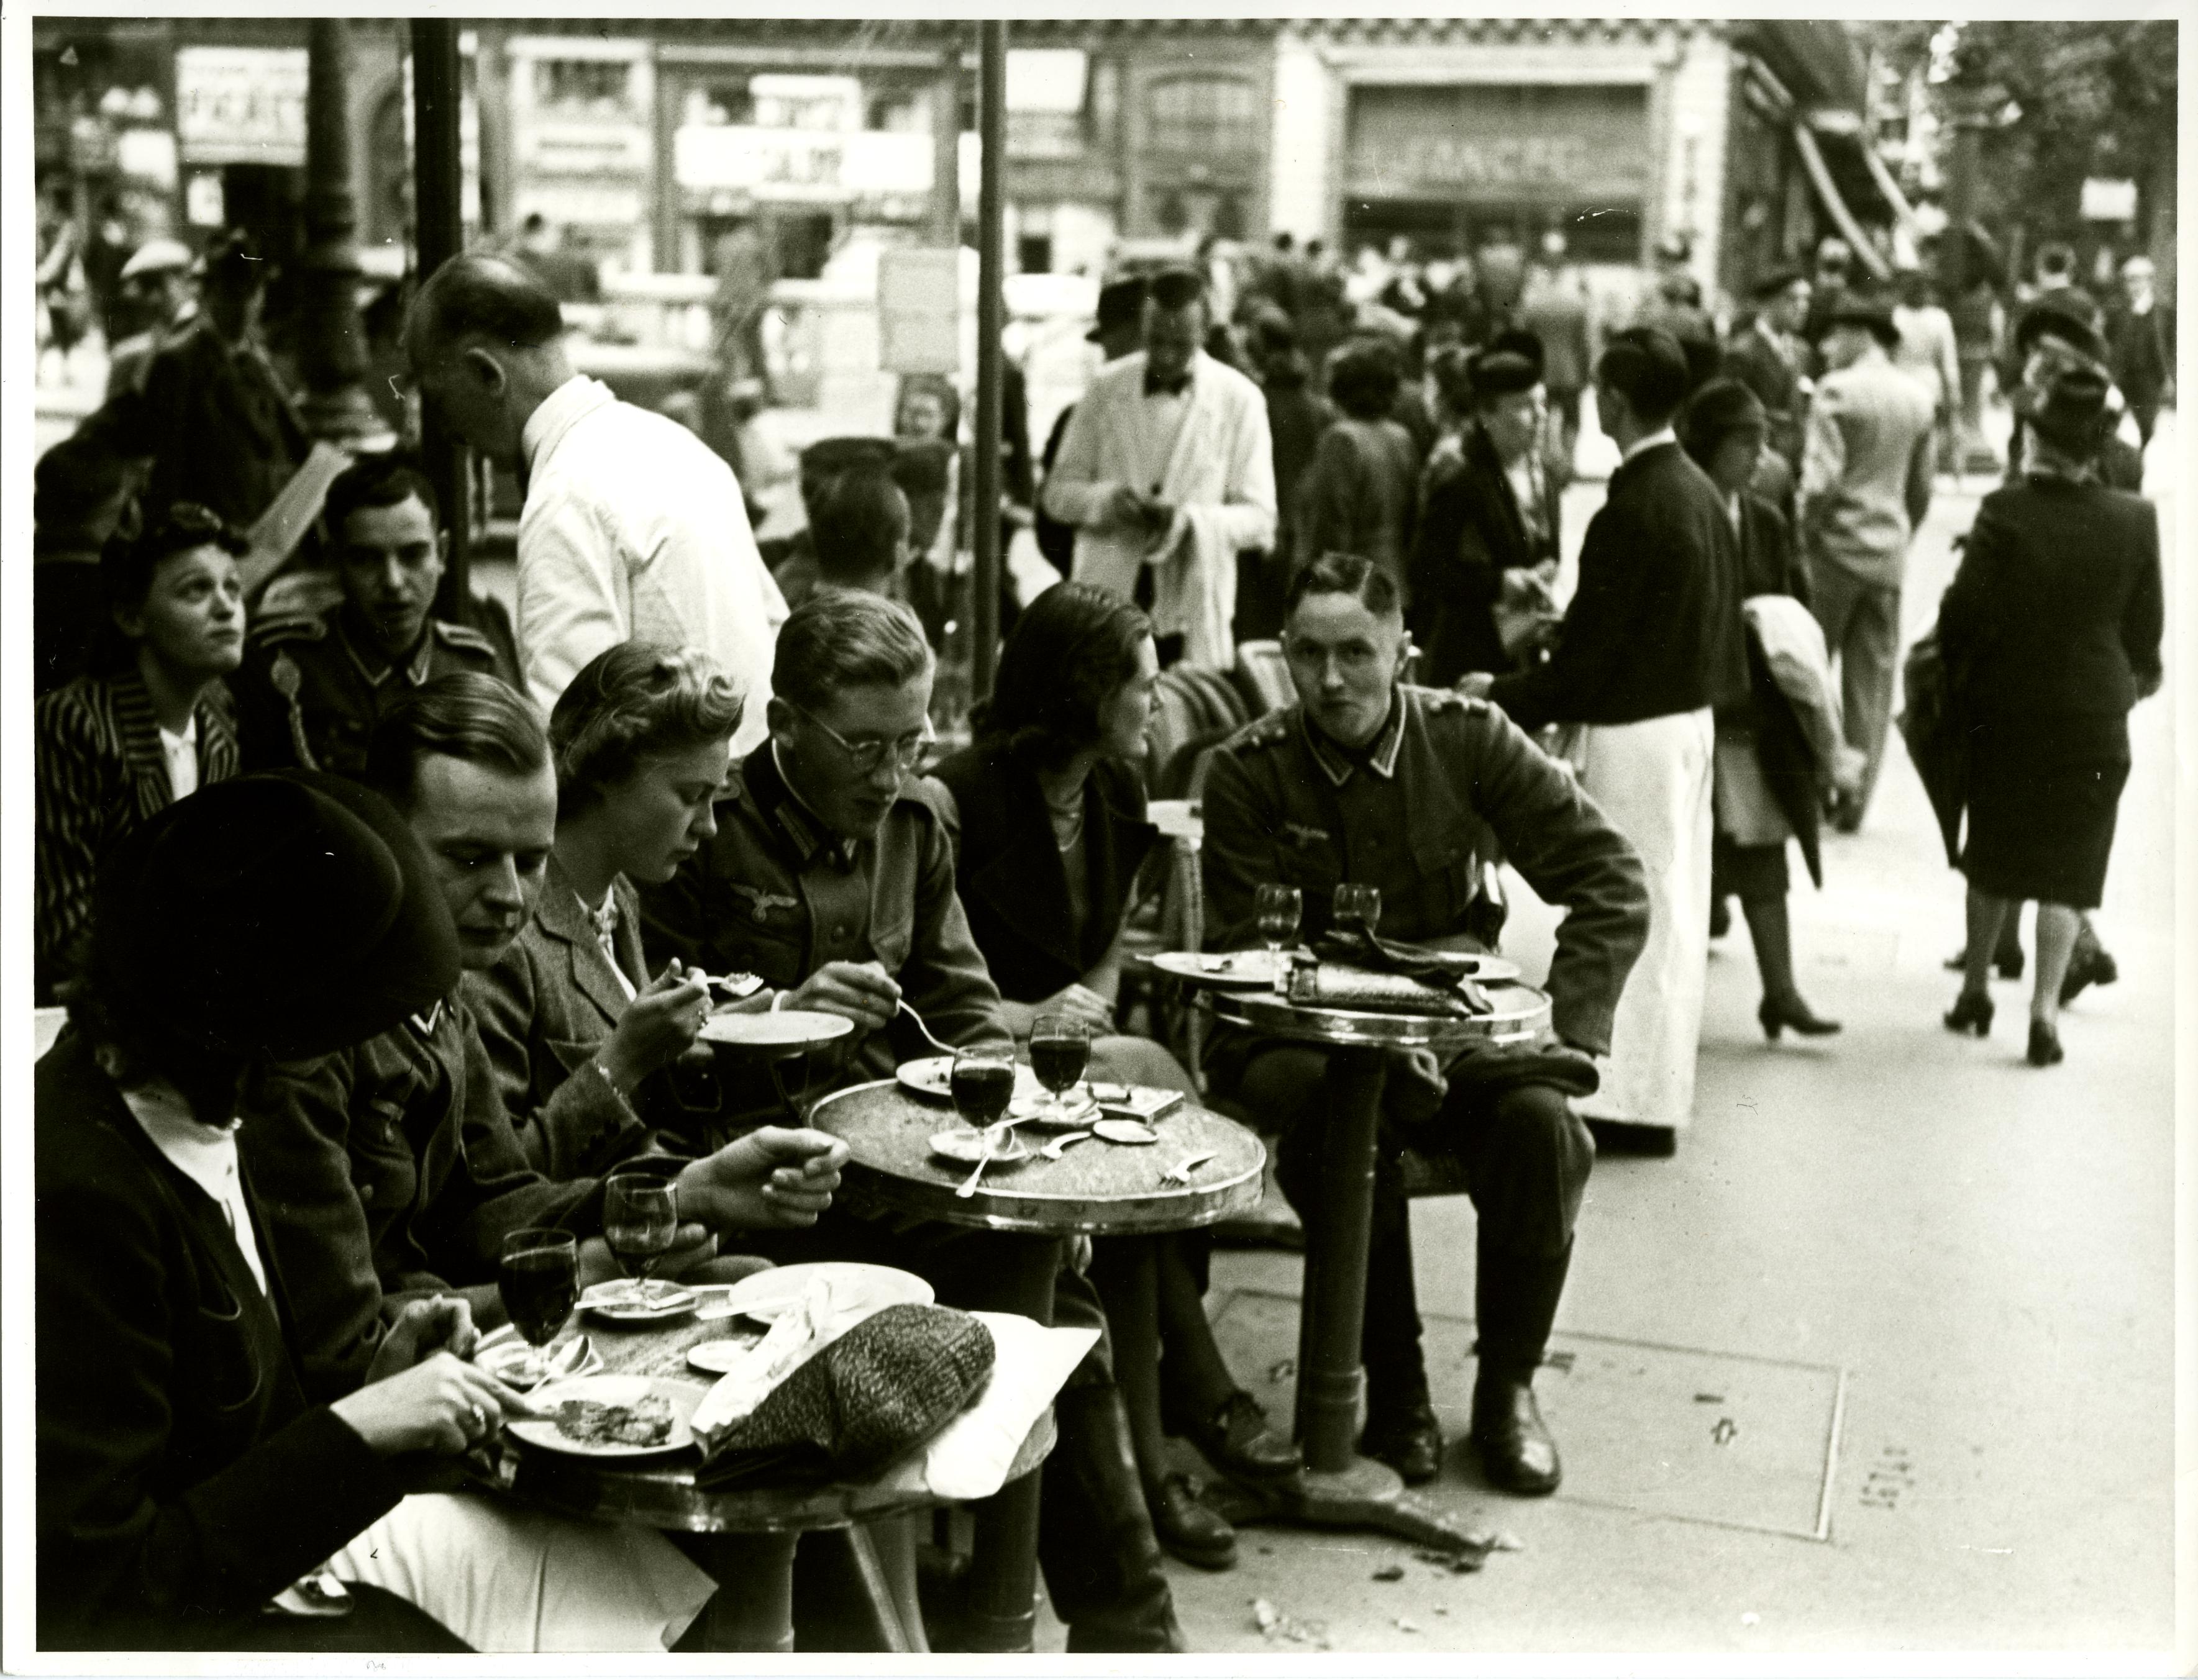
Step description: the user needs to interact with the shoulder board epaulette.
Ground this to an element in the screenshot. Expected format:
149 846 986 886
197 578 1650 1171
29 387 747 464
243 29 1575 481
429 620 499 655
1224 709 1295 754
247 612 329 646
1403 682 1490 719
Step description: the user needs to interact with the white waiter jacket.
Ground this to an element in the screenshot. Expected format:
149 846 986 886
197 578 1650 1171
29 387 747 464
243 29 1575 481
1041 350 1275 668
518 375 787 755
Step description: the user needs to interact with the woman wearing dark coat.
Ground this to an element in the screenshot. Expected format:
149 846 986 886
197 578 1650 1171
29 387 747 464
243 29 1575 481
36 775 521 1652
1408 343 1563 686
469 642 768 1176
1680 380 1843 1040
1298 336 1423 594
931 584 1298 1573
1940 364 2163 1066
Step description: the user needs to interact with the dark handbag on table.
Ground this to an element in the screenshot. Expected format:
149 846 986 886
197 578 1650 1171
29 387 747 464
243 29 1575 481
693 1304 995 1490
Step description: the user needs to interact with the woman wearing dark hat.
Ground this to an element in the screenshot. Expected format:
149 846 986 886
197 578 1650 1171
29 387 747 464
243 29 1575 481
1298 334 1423 594
1680 380 1845 1040
38 775 504 1651
1938 364 2163 1066
35 502 247 1004
1408 339 1562 686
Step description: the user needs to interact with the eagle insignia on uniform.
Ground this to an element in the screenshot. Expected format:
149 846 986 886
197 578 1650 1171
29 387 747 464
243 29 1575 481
731 884 799 923
1280 821 1332 848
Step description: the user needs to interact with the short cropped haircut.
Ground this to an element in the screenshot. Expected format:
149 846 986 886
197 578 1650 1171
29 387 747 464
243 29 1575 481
772 591 933 717
1147 266 1208 314
1328 337 1404 420
978 583 1152 770
811 464 911 587
549 642 743 817
1284 552 1402 622
408 252 565 356
324 453 440 543
1595 325 1691 428
364 671 550 810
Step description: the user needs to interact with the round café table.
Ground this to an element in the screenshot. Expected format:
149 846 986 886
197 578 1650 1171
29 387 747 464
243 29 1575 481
478 1296 1054 1653
1203 976 1552 1551
808 1078 1265 1650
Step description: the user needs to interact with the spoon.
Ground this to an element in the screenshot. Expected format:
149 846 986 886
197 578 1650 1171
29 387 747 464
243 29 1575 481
897 998 958 1056
1041 1129 1095 1160
955 1122 1016 1199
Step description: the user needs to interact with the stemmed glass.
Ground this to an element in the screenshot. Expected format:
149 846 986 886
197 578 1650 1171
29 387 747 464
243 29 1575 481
949 1048 1018 1133
497 1228 579 1384
1254 884 1303 992
1029 1014 1092 1120
1333 883 1384 943
603 1170 680 1304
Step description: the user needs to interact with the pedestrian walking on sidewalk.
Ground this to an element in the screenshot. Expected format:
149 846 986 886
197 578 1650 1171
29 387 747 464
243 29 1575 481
1938 364 2163 1068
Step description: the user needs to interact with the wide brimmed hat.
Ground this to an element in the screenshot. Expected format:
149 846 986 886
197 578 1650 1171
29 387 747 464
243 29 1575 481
1820 294 1900 347
1467 347 1542 400
94 771 460 1061
120 238 194 282
2019 363 2112 456
2013 297 2106 365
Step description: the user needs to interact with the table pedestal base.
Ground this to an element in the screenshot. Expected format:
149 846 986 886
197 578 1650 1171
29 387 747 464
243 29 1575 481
1215 1461 1492 1556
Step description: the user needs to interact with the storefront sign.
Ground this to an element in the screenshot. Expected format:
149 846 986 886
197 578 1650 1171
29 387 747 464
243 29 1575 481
1346 83 1649 204
175 45 308 167
675 125 932 201
2081 178 2138 222
749 73 863 134
879 246 960 375
519 122 650 176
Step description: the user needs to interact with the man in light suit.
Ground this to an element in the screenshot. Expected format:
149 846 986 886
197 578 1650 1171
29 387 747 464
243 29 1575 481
1041 266 1275 668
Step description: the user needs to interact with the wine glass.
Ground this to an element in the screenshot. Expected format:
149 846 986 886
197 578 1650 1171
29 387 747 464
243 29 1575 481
1254 884 1303 991
497 1228 579 1384
1028 1014 1092 1120
949 1048 1018 1139
603 1171 680 1304
1333 883 1384 943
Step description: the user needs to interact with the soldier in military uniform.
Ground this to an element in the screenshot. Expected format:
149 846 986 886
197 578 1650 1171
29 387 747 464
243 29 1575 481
1200 553 1649 1496
233 455 515 779
639 591 1188 1653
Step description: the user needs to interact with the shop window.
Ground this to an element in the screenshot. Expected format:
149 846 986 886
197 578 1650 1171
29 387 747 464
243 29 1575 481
683 81 754 128
1018 232 1053 273
537 58 632 118
866 88 925 132
1147 74 1257 160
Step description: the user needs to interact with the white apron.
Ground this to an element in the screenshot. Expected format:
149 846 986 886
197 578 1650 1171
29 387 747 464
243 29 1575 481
1564 708 1715 1130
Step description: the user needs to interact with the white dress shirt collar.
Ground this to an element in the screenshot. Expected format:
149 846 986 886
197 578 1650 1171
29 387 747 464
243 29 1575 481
521 374 615 480
117 1077 268 1296
1621 425 1679 465
158 712 199 801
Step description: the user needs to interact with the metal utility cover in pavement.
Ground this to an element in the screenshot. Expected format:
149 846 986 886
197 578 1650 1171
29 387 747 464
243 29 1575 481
1208 1289 1847 1542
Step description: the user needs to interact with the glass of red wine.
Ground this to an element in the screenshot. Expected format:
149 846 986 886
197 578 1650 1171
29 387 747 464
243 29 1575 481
603 1171 680 1304
1028 1014 1092 1120
498 1228 579 1384
949 1048 1019 1140
1254 884 1303 991
1333 882 1384 943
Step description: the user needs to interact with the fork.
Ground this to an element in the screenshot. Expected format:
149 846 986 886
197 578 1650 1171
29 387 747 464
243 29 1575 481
1160 1148 1219 1186
897 998 958 1056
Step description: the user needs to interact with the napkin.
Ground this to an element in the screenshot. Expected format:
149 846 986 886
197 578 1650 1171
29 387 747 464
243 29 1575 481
869 1312 1101 1502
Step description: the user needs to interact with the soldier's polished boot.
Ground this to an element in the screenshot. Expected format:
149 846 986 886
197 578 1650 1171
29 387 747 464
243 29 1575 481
1470 1237 1574 1496
1037 1385 1188 1653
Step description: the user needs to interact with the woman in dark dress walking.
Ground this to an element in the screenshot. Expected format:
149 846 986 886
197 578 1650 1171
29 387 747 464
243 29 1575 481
1939 365 2163 1065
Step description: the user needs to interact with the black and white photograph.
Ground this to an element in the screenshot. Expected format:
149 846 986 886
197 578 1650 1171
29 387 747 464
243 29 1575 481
2 7 2187 1666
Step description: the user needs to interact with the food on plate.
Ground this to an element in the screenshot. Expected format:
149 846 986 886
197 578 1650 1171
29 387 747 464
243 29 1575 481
552 1393 675 1449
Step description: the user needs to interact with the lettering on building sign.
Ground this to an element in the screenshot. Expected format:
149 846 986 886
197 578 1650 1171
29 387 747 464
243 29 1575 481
1403 134 1594 193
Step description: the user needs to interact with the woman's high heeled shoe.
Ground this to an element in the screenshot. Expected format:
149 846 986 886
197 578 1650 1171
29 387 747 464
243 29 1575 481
1943 991 1994 1037
1760 994 1841 1040
2026 1021 2065 1066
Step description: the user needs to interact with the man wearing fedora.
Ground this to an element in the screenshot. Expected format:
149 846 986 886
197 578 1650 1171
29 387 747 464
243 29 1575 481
1800 294 1936 833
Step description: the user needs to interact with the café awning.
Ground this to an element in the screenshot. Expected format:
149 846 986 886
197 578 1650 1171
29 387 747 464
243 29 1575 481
1792 121 1892 281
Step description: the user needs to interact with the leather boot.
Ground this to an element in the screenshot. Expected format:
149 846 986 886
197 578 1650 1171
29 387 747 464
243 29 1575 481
1470 1238 1573 1496
1037 1385 1188 1653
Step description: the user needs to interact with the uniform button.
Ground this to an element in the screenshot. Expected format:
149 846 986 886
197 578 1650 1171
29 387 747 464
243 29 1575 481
834 924 851 940
357 1183 375 1205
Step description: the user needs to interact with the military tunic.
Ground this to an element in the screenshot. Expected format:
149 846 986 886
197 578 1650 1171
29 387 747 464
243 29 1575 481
232 604 511 779
1200 683 1649 1056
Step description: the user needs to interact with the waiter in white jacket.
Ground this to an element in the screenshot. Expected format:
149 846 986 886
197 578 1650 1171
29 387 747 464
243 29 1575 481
404 253 785 753
1041 267 1275 667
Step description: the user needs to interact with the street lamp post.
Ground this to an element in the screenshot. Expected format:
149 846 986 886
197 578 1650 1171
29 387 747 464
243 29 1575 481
296 17 393 451
410 19 471 612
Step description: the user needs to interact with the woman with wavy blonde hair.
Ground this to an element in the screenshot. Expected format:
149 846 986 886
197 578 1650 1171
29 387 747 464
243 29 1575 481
466 642 754 1175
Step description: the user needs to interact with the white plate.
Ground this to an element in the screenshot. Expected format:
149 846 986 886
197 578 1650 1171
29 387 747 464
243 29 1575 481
685 1333 767 1376
509 1375 709 1458
896 1055 1045 1102
929 1128 1034 1166
1149 950 1293 990
1093 1118 1159 1145
711 1261 935 1325
698 1009 855 1050
1007 1090 1100 1129
579 1281 698 1324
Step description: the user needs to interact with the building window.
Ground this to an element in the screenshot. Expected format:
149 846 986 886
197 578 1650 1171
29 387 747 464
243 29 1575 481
1147 74 1257 160
536 58 632 118
682 81 754 128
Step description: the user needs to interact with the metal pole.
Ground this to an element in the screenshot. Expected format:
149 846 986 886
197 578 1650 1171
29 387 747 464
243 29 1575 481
411 19 471 612
297 19 391 450
970 22 1006 701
